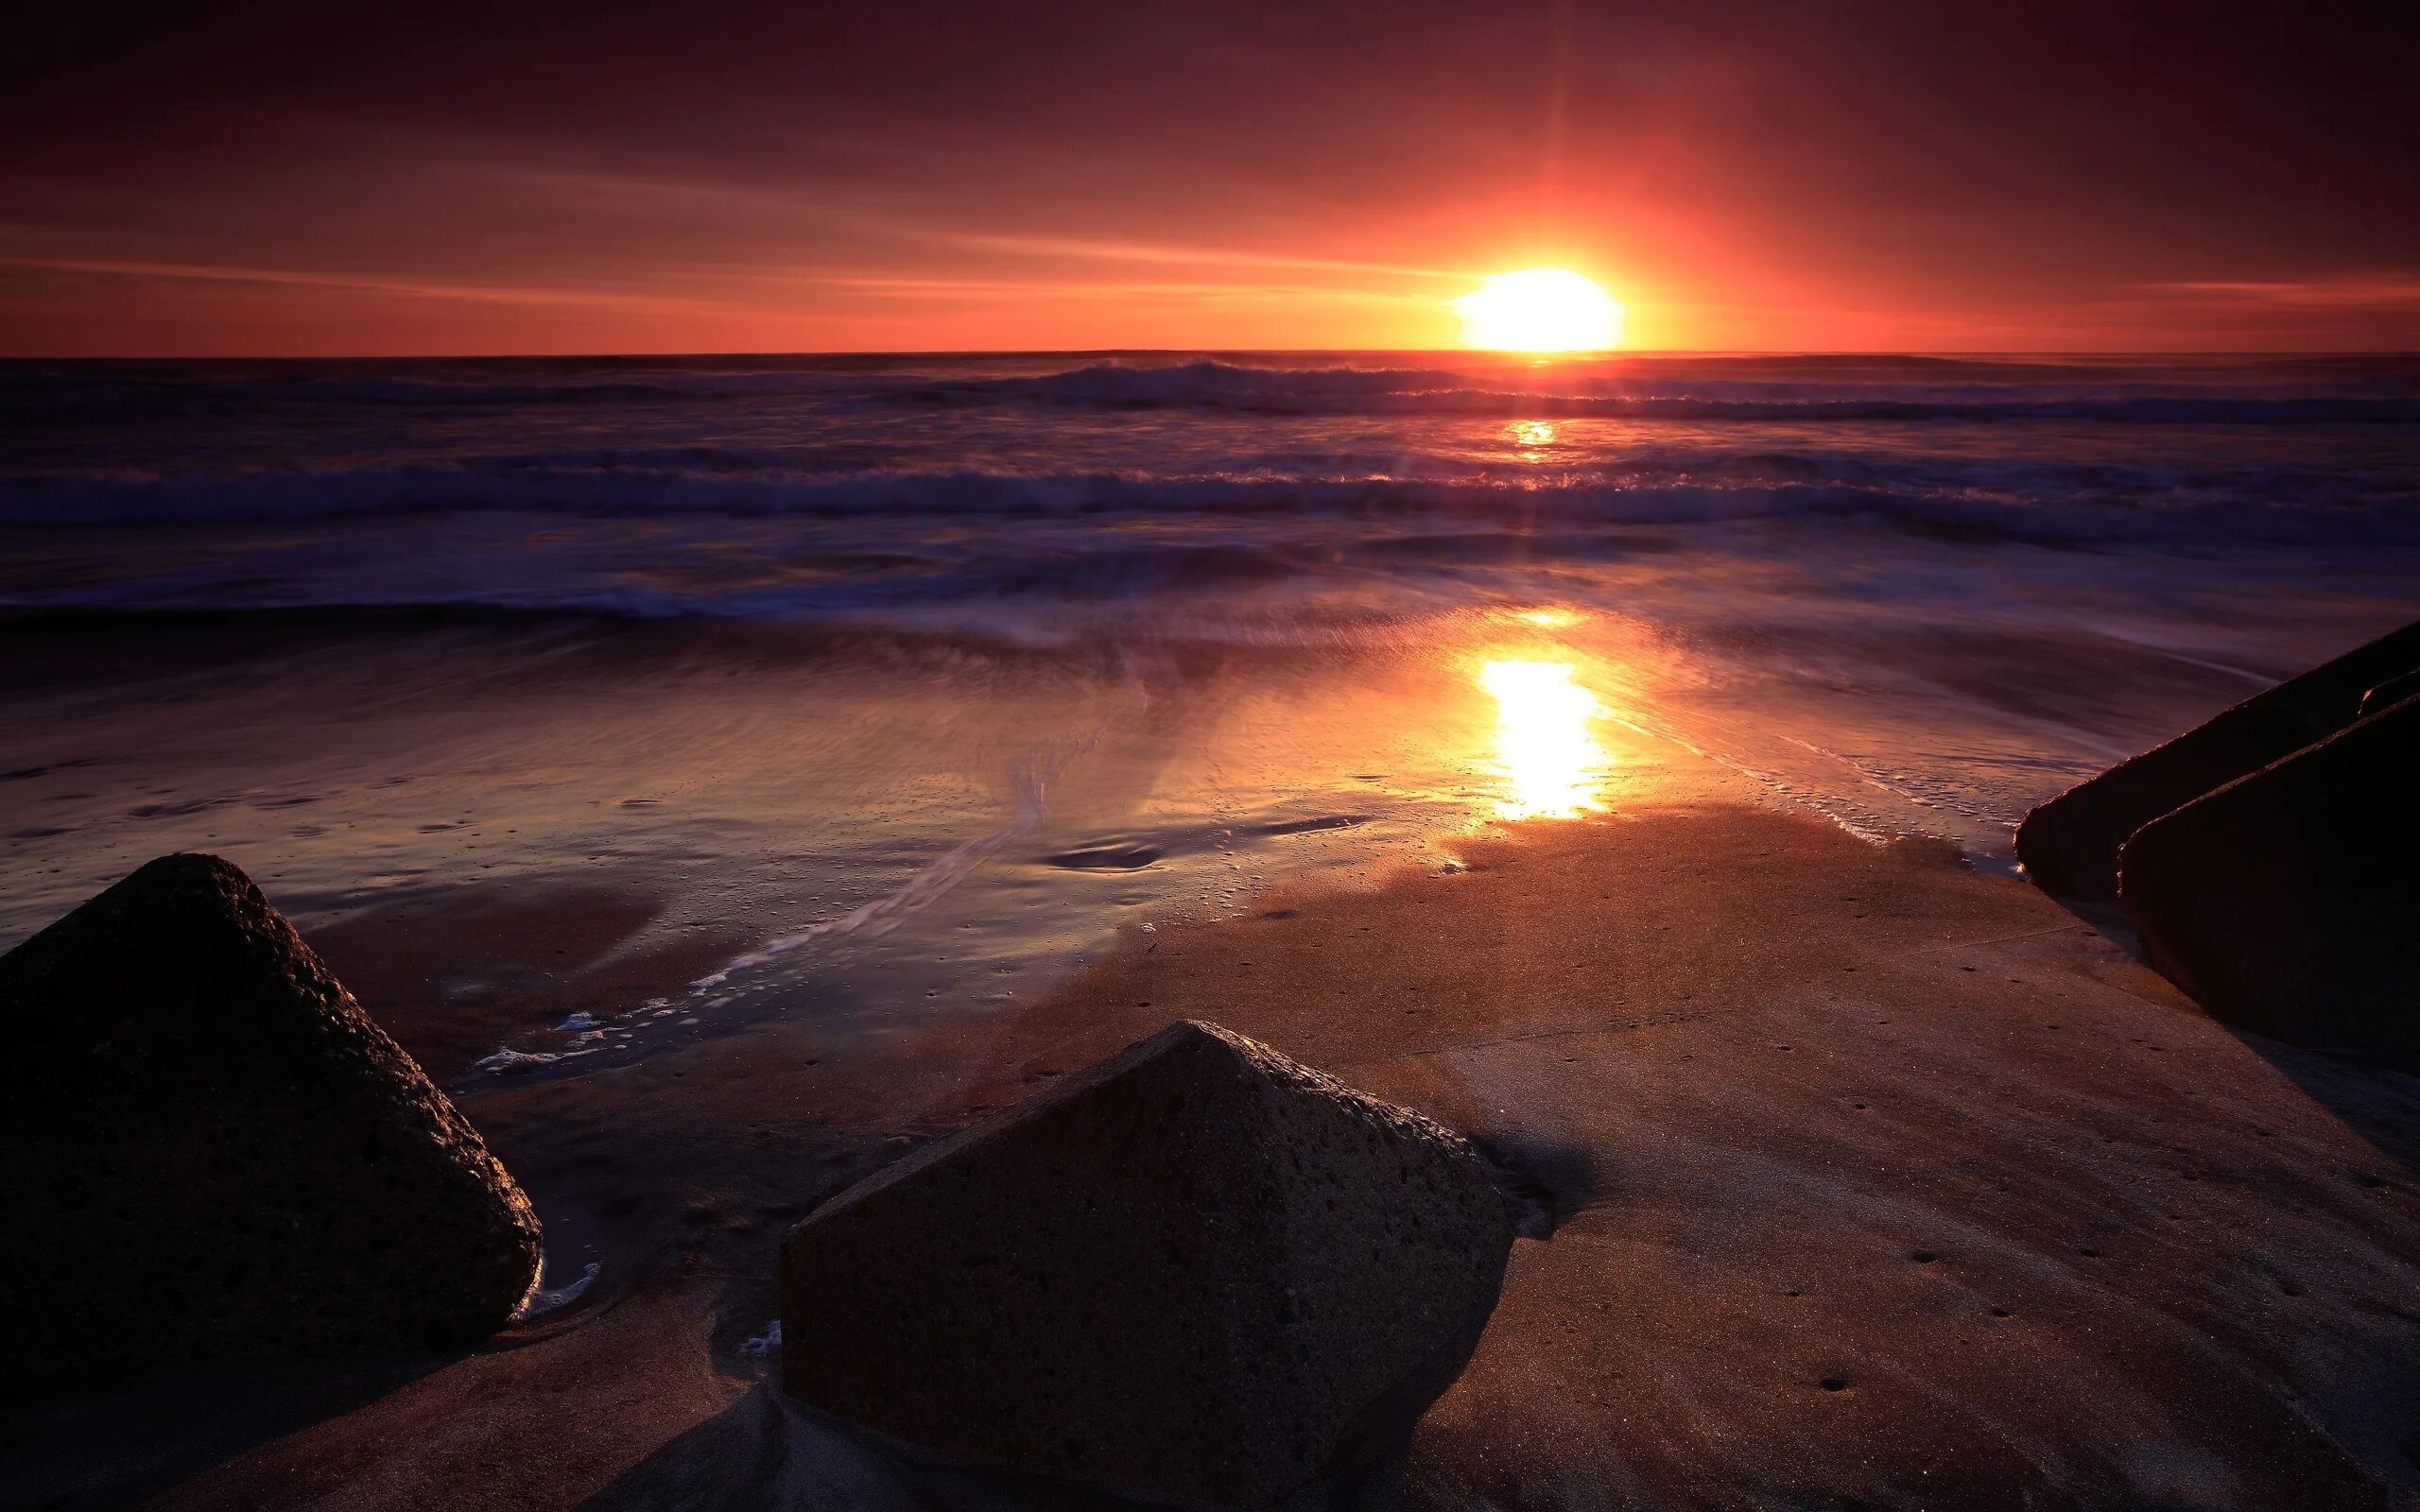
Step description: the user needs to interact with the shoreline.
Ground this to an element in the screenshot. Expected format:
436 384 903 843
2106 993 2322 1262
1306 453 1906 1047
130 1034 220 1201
11 801 2418 1509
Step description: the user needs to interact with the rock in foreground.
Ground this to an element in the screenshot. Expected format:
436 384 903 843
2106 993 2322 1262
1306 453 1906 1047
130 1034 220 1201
2121 694 2420 1066
2014 618 2420 902
779 1020 1513 1508
0 854 542 1375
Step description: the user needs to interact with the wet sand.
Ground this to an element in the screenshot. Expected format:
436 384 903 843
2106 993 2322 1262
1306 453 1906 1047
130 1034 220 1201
1 610 1686 1084
12 787 2420 1510
305 880 757 1083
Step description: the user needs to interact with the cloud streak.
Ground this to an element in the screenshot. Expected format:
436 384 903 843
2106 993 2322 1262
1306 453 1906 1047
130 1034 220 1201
5 1 2416 352
2141 277 2420 309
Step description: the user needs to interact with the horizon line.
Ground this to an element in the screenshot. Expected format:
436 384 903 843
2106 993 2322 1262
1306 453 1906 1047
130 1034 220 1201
7 346 2419 363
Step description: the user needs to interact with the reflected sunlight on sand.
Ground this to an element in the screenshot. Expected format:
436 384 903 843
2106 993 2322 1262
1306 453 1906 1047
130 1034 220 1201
1477 657 1611 819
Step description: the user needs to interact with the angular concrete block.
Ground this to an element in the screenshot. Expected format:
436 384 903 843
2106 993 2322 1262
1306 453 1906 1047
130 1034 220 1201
2120 696 2420 1064
2360 666 2420 719
0 854 542 1373
2017 618 2420 902
779 1020 1513 1507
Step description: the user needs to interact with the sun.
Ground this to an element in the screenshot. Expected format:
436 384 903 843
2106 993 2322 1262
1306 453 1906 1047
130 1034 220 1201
1450 268 1623 352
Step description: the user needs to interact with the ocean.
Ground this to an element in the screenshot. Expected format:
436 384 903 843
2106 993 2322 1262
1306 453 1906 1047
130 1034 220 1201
4 351 2416 1076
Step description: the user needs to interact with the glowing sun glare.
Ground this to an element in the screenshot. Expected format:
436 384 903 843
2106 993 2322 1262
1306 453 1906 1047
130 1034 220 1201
1451 268 1623 352
1478 659 1610 819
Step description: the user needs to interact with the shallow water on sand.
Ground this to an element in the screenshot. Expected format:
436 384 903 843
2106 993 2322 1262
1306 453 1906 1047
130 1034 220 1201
3 352 2415 1076
0 588 2397 1086
0 612 1693 1076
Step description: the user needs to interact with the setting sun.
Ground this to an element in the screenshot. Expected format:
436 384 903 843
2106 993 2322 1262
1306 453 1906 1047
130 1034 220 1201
1450 268 1623 352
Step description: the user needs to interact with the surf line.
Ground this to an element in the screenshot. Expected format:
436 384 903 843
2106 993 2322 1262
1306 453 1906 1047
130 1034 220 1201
690 732 1097 991
688 649 1154 995
470 662 1148 1081
470 729 1109 1076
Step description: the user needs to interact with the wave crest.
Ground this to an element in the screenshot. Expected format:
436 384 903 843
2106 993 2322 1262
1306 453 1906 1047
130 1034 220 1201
900 359 2420 423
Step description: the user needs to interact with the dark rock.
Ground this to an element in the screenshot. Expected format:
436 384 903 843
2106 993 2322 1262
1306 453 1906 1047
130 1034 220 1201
778 1020 1513 1508
2015 618 2420 901
2360 666 2420 719
0 854 542 1376
2120 696 2420 1065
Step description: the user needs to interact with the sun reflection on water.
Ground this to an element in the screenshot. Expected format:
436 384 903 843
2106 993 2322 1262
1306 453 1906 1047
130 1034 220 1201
1510 606 1582 629
1478 658 1611 819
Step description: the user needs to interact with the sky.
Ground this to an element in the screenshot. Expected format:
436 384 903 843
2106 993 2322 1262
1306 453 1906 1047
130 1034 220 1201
4 1 2416 355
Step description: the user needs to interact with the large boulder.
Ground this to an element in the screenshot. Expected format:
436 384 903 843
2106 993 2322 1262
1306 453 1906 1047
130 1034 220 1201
2015 618 2420 902
2119 695 2420 1065
0 854 542 1376
779 1020 1514 1508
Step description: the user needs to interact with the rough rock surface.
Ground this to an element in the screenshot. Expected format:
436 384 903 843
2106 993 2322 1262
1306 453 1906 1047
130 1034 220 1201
778 1019 1513 1508
2015 617 2420 901
0 853 542 1376
2121 695 2420 1064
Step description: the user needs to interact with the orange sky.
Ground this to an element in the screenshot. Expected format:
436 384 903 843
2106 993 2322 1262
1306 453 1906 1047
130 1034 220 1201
5 3 2416 356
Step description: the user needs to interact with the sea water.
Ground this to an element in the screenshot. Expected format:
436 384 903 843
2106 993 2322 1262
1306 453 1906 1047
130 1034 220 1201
3 352 2414 1072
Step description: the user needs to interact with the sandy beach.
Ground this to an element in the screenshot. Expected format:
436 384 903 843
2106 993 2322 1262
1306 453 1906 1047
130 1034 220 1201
6 347 2419 1509
9 662 2419 1508
14 0 2420 1500
12 0 2420 1500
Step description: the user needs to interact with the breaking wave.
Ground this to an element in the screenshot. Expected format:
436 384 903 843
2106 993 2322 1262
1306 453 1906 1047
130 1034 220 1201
4 349 2415 625
902 358 2420 423
8 352 2418 425
3 458 2411 544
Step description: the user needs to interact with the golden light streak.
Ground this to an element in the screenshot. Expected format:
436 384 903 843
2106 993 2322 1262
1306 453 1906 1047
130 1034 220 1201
1478 658 1611 819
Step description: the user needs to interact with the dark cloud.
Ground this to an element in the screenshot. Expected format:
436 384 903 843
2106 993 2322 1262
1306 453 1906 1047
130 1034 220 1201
5 1 2415 352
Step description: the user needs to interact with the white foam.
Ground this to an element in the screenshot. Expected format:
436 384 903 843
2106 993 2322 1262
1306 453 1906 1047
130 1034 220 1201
475 1044 596 1074
688 728 1105 991
741 1319 782 1356
516 1260 599 1320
